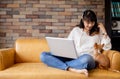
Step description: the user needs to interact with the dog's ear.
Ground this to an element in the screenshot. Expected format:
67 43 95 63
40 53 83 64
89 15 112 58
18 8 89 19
101 44 104 48
94 43 98 48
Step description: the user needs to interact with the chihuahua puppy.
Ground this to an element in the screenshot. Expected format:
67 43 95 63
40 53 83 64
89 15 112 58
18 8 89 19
94 43 110 69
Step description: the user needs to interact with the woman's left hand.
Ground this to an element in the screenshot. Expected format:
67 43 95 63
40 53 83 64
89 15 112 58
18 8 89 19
98 23 107 34
98 23 107 38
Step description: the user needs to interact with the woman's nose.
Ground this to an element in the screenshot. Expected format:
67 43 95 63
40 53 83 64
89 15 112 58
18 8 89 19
88 24 92 28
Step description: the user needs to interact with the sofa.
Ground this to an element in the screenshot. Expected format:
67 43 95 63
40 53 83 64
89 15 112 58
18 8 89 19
0 38 120 79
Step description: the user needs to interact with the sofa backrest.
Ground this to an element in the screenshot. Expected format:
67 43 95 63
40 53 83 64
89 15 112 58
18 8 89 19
15 38 50 63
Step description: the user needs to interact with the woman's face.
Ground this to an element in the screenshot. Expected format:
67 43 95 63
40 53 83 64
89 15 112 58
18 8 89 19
83 20 95 32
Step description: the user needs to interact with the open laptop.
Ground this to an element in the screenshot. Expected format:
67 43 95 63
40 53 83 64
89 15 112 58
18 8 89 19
46 37 79 59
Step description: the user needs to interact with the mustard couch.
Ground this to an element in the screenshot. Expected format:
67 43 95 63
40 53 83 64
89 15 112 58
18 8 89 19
0 38 120 79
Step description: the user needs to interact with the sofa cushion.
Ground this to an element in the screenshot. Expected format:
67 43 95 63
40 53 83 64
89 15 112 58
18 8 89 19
0 63 120 79
15 38 50 63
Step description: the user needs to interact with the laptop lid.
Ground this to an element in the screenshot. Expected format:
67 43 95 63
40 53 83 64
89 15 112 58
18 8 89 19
46 37 78 59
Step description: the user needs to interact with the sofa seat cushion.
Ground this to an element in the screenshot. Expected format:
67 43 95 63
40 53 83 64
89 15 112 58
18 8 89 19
0 63 120 79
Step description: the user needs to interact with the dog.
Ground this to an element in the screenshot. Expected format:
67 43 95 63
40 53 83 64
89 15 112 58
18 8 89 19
93 43 110 69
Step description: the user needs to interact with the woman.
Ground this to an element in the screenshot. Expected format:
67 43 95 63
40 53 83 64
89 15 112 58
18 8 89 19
40 10 111 76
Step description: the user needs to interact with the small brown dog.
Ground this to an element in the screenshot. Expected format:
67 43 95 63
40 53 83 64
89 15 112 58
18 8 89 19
94 43 110 69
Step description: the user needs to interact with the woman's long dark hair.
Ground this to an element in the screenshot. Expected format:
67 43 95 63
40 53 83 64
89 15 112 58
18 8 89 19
77 10 99 36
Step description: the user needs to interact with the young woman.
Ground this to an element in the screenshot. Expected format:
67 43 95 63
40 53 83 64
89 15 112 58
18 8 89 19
40 10 111 76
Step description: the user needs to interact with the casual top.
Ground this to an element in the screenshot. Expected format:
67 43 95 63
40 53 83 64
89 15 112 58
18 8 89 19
68 27 112 57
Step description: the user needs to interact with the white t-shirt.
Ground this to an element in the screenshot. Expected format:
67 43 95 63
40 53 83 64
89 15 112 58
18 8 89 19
68 27 112 57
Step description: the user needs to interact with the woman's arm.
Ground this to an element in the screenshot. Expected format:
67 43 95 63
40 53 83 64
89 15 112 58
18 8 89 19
98 23 112 50
98 23 107 38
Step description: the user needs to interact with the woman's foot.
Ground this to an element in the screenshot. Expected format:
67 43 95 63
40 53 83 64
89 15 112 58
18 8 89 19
68 67 88 76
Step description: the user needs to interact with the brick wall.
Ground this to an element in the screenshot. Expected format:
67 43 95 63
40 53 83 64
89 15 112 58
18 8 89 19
0 0 105 48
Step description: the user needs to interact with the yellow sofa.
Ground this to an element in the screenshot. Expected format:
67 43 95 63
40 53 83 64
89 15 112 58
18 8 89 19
0 38 120 79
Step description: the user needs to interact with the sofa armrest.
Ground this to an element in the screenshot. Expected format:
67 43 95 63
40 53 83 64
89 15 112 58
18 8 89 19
0 48 15 71
103 50 120 71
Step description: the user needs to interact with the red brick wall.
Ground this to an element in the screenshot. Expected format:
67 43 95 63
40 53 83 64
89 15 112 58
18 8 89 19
0 0 105 48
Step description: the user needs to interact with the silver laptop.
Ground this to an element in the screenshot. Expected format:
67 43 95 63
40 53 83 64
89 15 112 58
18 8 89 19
46 37 78 59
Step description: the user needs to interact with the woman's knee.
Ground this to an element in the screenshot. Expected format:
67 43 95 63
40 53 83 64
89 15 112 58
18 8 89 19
40 52 50 62
82 54 95 69
79 54 95 69
78 54 95 66
79 54 93 61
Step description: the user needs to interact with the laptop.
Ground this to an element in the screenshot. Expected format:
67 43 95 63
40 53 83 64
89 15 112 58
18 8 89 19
46 37 79 59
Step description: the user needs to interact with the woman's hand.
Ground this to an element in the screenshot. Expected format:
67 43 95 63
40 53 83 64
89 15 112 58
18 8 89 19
98 23 107 34
98 23 107 38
